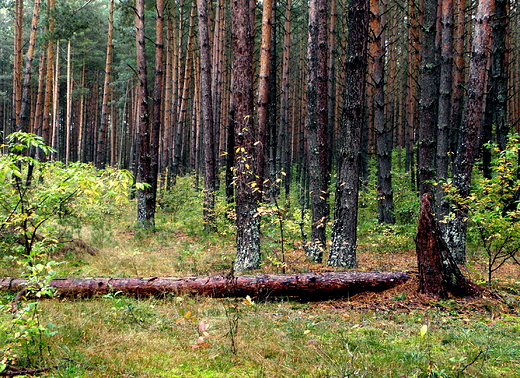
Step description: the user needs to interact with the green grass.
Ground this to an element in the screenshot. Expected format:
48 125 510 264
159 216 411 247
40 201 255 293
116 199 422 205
1 174 520 377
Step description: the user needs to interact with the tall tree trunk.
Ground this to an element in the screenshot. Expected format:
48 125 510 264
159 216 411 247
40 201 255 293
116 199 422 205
305 0 329 263
231 0 260 272
328 0 369 268
97 0 115 168
256 0 274 199
278 0 292 199
13 0 23 133
436 0 454 225
197 0 217 231
450 0 465 157
417 0 440 197
17 0 42 133
445 0 494 264
151 0 164 222
371 0 395 224
482 0 509 176
172 3 196 180
135 0 154 229
65 40 73 164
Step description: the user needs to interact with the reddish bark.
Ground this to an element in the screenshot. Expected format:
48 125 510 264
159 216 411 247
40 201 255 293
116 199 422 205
0 271 410 300
416 193 481 299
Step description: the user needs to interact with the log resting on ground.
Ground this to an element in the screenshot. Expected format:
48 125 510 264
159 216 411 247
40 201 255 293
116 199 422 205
0 271 410 300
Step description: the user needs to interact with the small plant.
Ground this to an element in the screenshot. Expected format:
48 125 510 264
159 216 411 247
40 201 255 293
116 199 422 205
444 133 520 286
0 132 134 256
222 295 254 354
0 253 59 371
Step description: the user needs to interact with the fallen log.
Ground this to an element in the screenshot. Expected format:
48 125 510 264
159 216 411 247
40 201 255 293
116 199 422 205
0 271 410 300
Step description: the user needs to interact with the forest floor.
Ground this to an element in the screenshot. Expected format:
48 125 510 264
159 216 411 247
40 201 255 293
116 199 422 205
2 214 520 378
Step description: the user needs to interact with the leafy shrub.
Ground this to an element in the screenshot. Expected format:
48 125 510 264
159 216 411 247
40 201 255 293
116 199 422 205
0 132 134 256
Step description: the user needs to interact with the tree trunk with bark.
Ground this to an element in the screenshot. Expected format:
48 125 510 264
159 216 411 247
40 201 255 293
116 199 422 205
328 0 369 268
135 0 154 229
445 0 494 264
0 271 410 300
304 0 329 263
482 0 509 177
417 0 440 197
416 194 481 299
96 0 115 168
197 0 217 231
231 0 260 272
17 0 41 133
256 0 274 199
436 0 454 225
371 0 395 225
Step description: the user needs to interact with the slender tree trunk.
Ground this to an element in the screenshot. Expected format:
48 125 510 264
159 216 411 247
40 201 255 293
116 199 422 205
17 0 41 133
13 0 23 133
33 51 46 144
278 0 292 198
417 0 440 197
436 0 454 224
450 0 465 157
371 0 395 224
65 40 73 164
256 0 274 199
445 0 494 264
305 0 329 263
197 0 217 231
172 3 196 180
231 0 260 272
482 0 509 177
329 0 369 268
135 0 154 229
151 0 164 221
97 0 115 168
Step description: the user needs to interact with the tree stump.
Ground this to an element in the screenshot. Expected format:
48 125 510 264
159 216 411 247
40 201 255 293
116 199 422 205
415 193 481 299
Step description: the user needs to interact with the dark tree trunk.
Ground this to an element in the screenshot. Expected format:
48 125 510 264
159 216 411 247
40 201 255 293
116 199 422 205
304 0 329 263
445 0 494 264
135 0 154 229
151 0 164 223
482 0 509 177
197 0 217 231
96 0 114 168
256 0 274 199
17 0 41 133
436 0 454 225
417 0 440 197
231 0 260 272
371 0 395 224
328 0 369 268
416 194 481 299
0 271 410 300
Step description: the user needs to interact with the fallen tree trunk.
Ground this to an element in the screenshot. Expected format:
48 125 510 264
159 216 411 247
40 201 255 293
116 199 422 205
0 271 410 300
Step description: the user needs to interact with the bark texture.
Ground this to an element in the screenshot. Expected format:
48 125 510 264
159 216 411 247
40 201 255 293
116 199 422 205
304 0 329 262
0 271 410 300
197 0 216 231
231 0 260 271
417 0 440 197
445 0 494 263
416 194 481 299
135 0 154 228
329 0 369 268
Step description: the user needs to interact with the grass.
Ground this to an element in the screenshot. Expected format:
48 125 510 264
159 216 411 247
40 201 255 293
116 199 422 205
1 175 520 377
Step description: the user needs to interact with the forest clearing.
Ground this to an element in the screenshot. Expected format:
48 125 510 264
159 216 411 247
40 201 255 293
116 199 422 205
1 170 519 378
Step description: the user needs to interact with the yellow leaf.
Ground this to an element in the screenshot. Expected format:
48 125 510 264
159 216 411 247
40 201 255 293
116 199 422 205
420 324 428 338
